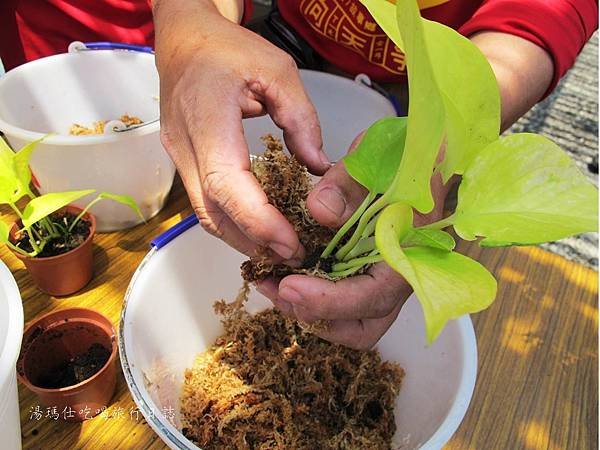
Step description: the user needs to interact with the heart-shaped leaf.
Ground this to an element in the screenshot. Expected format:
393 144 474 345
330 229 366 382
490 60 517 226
97 192 144 221
376 203 497 343
451 133 598 245
22 190 95 228
343 116 407 194
402 228 455 251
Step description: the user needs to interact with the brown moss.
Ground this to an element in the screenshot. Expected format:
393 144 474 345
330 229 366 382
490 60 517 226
69 114 143 135
180 289 404 450
241 135 335 283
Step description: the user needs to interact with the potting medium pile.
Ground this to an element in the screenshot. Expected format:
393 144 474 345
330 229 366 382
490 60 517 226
69 114 143 135
180 285 404 450
241 135 335 282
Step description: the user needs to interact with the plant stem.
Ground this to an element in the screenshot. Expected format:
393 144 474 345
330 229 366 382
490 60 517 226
331 254 383 272
41 217 59 237
361 210 383 238
329 266 364 278
25 229 40 255
344 236 376 261
6 241 34 257
335 193 390 261
8 202 22 218
321 192 376 258
420 214 456 230
68 195 101 232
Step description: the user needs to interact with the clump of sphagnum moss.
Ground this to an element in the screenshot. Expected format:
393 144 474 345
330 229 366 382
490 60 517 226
241 135 337 282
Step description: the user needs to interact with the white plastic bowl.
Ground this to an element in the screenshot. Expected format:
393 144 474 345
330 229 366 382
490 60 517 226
120 221 477 450
0 259 24 450
0 48 175 231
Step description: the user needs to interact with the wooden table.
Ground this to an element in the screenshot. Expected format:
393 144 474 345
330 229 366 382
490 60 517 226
3 178 597 450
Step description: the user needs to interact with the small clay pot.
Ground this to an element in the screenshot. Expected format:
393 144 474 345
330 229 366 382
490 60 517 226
9 205 96 296
16 308 117 422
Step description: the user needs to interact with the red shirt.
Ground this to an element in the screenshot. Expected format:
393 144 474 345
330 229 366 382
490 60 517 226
0 0 597 93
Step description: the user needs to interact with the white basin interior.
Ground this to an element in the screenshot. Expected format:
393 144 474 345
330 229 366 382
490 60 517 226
120 224 477 450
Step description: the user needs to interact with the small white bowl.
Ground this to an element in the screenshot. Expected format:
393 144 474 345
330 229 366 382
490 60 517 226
120 221 477 450
0 48 174 231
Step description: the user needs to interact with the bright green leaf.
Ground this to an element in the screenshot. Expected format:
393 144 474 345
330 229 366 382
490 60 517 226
343 117 408 194
424 21 501 180
0 138 18 204
399 247 497 343
403 228 455 251
451 133 599 245
22 189 95 228
376 202 497 343
375 202 414 247
0 220 8 244
12 136 46 202
361 0 404 49
97 192 144 220
385 0 445 213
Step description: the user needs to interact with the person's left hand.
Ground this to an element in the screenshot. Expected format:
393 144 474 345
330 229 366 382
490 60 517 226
257 134 450 349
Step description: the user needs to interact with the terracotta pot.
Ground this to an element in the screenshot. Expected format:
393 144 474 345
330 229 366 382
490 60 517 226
9 205 96 296
16 308 117 422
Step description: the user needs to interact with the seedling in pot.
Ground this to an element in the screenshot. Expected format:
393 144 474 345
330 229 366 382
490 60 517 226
0 136 143 294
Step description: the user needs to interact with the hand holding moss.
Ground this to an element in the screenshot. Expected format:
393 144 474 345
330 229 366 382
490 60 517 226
153 0 329 261
257 132 450 349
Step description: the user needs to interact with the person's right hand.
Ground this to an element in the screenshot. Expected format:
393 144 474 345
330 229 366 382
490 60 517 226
153 0 330 261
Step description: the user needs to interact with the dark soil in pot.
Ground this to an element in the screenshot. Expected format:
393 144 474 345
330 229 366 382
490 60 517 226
36 342 111 389
9 205 96 296
17 308 117 422
13 210 91 257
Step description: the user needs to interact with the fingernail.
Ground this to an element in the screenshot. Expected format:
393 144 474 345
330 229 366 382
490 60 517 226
269 242 296 260
316 187 346 219
319 150 330 168
279 286 303 304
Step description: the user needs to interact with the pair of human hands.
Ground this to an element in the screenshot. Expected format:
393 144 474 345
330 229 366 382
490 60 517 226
156 6 446 349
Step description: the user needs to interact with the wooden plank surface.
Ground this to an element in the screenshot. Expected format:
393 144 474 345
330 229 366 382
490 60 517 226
2 177 597 450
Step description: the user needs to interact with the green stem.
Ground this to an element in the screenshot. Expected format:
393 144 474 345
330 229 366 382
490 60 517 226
8 203 22 218
25 229 40 254
361 210 383 239
420 214 455 230
335 193 390 261
331 254 383 272
321 192 376 258
344 236 376 261
329 266 364 279
6 241 34 257
41 216 59 237
68 195 101 232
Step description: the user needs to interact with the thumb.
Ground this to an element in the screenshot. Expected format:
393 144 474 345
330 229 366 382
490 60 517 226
307 132 369 228
258 64 330 175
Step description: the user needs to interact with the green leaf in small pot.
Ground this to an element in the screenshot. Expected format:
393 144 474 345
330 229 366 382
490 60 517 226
0 219 9 244
97 192 144 221
12 136 47 202
343 117 408 194
22 190 96 228
452 133 599 245
376 202 497 343
402 228 455 251
0 139 18 204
